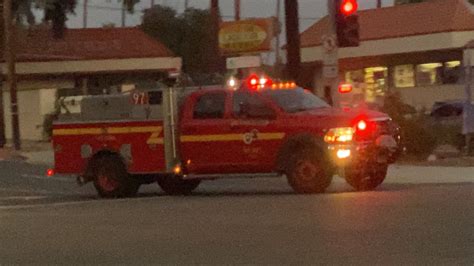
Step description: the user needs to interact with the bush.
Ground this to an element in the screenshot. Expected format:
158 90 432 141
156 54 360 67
399 116 437 157
382 92 436 157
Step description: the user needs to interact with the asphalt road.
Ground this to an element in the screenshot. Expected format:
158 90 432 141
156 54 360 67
0 160 473 265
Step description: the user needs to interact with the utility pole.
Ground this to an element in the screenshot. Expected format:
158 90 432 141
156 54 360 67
210 0 220 73
121 1 126 27
284 0 301 82
4 0 21 150
274 0 281 76
0 1 5 148
83 0 88 28
463 42 473 153
151 0 155 8
377 0 382 8
184 0 188 10
323 0 339 106
234 0 240 20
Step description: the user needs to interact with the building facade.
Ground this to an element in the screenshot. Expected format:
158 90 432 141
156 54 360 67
299 0 474 110
0 27 181 141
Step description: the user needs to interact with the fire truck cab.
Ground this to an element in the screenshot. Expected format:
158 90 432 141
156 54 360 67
52 76 401 197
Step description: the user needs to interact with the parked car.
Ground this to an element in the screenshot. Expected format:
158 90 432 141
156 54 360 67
430 100 464 119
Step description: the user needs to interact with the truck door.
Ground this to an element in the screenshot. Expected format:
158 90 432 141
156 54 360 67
230 90 283 173
179 91 235 174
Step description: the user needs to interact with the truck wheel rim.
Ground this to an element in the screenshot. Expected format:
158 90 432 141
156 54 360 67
98 175 119 192
295 160 317 181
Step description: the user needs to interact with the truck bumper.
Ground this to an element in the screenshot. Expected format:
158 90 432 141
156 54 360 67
328 134 400 167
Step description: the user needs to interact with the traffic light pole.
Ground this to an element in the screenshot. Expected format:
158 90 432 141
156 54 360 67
284 0 301 82
0 1 5 148
324 0 339 106
4 0 20 150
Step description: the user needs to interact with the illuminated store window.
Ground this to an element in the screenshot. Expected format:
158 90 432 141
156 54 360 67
364 66 387 102
345 70 364 83
416 63 442 86
443 61 461 84
394 64 415 88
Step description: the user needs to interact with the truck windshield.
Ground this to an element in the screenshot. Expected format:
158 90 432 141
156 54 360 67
262 88 329 113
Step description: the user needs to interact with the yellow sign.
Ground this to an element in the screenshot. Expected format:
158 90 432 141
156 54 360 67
219 18 274 55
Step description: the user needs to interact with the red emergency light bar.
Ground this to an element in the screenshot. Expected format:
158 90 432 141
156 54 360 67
246 74 273 90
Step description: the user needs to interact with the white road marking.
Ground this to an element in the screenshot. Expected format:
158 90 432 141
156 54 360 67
0 196 47 201
0 187 73 196
0 197 151 211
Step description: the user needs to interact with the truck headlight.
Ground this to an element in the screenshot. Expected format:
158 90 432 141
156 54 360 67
324 127 354 144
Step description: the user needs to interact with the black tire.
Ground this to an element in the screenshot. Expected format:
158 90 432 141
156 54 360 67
85 151 139 198
277 134 333 194
157 176 201 195
344 163 388 191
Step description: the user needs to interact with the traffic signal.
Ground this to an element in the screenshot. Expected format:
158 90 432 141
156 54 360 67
335 0 360 47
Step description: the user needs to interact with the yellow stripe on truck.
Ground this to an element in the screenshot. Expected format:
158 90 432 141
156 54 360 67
53 126 163 136
256 132 286 140
52 128 103 136
53 126 285 144
180 133 285 142
180 134 243 142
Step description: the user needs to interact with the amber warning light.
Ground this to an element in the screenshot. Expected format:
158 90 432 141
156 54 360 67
338 83 353 93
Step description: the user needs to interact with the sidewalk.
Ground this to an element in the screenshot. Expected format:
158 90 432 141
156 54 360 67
0 141 53 165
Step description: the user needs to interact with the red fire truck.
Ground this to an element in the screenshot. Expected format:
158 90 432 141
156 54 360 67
52 76 401 197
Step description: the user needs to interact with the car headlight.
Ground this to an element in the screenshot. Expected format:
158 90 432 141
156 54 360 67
324 127 354 144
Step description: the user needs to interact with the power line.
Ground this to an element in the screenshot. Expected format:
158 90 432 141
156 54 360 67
82 3 324 21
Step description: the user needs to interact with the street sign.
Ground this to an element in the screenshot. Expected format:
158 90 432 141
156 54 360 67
323 65 338 78
226 56 262 69
322 34 337 52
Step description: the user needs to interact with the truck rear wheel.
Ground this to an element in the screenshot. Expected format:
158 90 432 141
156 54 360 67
157 176 201 195
278 134 333 194
85 151 139 198
344 163 388 191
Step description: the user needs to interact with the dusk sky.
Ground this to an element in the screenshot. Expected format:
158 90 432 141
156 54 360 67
66 0 395 30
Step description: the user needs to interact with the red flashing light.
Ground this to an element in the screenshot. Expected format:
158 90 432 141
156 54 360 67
47 168 55 177
341 0 358 16
338 83 353 93
353 116 376 139
246 74 273 90
357 120 367 131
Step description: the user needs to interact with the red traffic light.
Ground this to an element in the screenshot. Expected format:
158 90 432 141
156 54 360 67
341 0 358 16
338 83 353 93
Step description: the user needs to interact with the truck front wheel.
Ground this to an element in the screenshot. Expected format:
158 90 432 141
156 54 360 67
278 134 333 194
157 176 201 195
85 151 139 198
344 163 388 191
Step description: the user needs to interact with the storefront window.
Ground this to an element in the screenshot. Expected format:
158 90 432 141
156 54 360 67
394 64 415 88
364 66 387 102
345 70 364 83
442 61 461 84
416 63 442 86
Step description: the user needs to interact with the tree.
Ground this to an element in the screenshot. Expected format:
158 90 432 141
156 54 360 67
142 5 223 85
4 0 142 39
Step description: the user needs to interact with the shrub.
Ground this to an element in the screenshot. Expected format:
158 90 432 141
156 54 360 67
399 115 437 157
382 92 436 157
